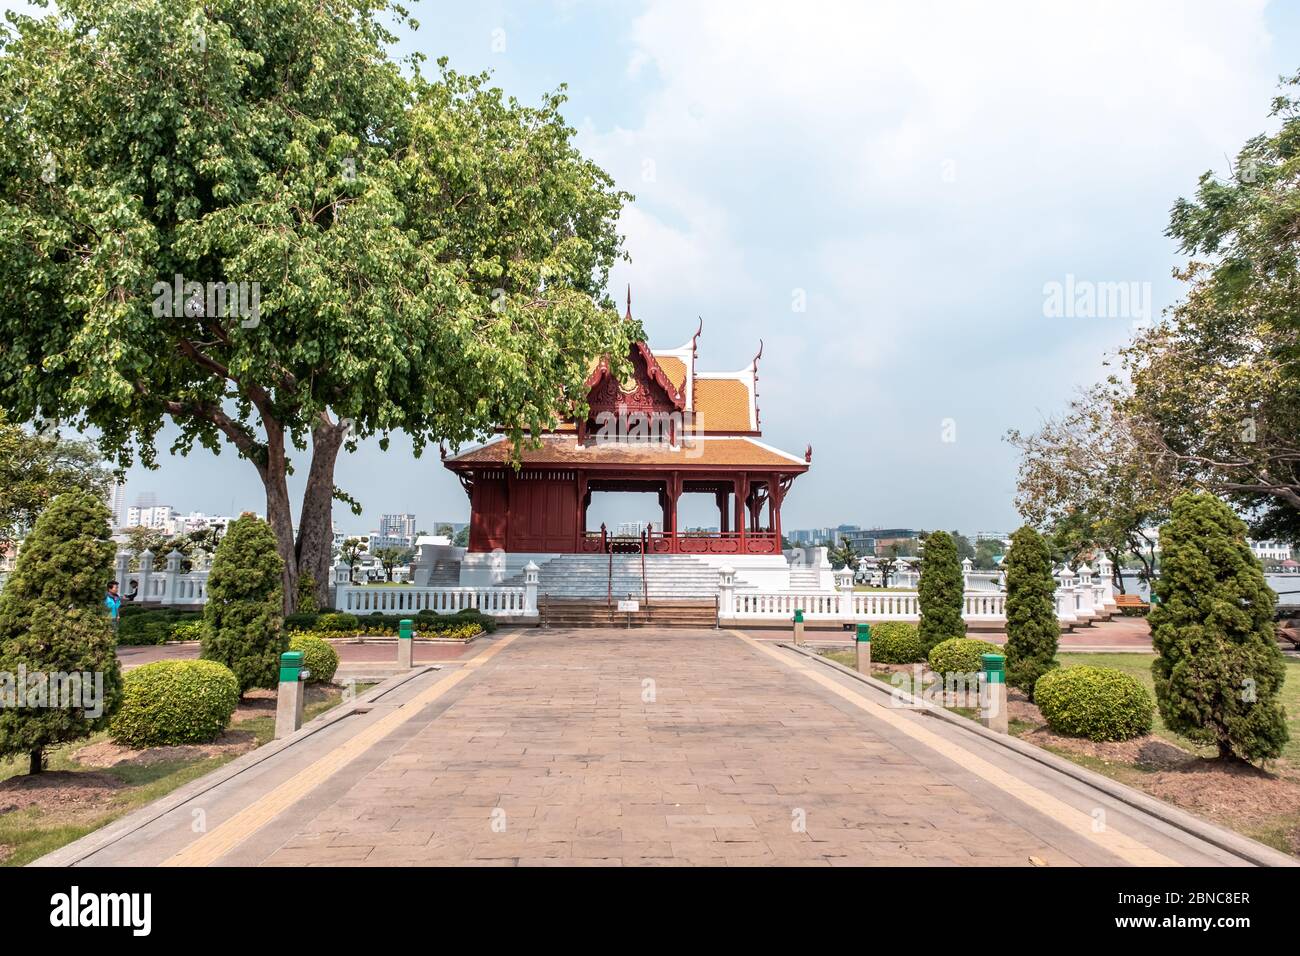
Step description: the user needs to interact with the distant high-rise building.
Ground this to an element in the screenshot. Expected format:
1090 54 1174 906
379 513 417 539
105 481 127 529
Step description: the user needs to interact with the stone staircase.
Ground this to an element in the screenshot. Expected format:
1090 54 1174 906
788 567 822 591
504 553 728 600
539 597 718 629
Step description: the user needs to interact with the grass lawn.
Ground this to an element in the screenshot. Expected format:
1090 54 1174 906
0 682 365 867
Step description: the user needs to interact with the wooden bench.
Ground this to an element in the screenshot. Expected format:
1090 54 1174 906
1114 593 1150 615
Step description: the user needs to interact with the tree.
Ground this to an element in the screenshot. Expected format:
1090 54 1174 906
949 531 975 563
917 531 964 651
973 537 1003 571
201 514 285 693
828 538 858 573
0 0 638 615
374 546 414 582
1002 526 1059 699
0 491 122 774
1009 385 1175 591
1148 494 1288 763
1119 72 1300 541
435 523 455 538
452 527 470 548
339 537 367 583
0 416 111 547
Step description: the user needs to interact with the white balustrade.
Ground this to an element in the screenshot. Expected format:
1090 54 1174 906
335 584 537 618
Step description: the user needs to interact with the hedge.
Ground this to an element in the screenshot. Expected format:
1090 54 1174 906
289 634 339 684
109 660 240 747
116 608 203 646
1033 666 1154 742
869 622 926 664
927 638 1003 677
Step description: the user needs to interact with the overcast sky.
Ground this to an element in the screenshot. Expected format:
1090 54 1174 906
47 0 1300 534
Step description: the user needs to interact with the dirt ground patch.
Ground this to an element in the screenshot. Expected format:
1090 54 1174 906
1022 726 1199 770
0 770 125 816
73 729 259 768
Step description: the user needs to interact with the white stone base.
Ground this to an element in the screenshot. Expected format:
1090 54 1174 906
457 551 801 592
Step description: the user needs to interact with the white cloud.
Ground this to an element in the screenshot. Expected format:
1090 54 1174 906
579 0 1280 528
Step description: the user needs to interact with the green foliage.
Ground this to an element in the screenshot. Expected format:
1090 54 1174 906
284 611 321 632
868 622 926 664
288 634 339 685
1003 525 1060 699
0 0 638 615
115 608 203 646
917 531 964 651
169 619 206 643
1034 666 1154 742
109 660 239 747
315 613 360 633
0 492 122 770
927 638 1003 677
295 573 319 614
201 515 285 693
1148 494 1289 762
0 415 111 547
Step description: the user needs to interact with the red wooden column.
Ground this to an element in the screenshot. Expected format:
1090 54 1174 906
575 470 588 550
716 488 729 533
771 473 784 544
669 471 681 543
734 474 749 549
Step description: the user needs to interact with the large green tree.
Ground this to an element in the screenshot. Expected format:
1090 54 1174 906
917 530 964 651
1148 494 1288 763
1120 72 1300 543
201 513 285 693
1002 525 1058 699
0 491 122 774
0 0 637 613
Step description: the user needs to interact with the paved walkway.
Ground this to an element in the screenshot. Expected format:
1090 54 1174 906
59 628 1278 867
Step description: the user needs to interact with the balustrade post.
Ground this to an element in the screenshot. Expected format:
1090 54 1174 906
138 549 154 601
523 561 540 617
717 566 736 619
163 548 183 607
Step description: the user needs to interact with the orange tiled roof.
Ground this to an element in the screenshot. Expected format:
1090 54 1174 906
693 378 754 431
654 354 688 392
447 435 803 469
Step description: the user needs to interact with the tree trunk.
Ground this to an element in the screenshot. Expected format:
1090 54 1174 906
29 748 42 775
296 416 347 611
259 420 300 617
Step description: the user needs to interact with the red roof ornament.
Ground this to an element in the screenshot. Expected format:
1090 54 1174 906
804 443 813 463
625 285 632 321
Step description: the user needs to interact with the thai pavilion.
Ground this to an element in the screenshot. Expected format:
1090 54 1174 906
442 305 813 594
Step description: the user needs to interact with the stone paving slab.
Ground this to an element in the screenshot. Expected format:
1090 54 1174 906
65 626 1273 867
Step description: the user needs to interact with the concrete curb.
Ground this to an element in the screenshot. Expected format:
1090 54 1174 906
29 666 439 867
783 642 1298 868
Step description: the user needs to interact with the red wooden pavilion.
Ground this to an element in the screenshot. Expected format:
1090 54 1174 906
443 310 811 558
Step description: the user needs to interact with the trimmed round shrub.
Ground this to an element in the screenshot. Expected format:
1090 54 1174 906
1034 666 1154 742
289 634 339 684
927 637 1003 677
110 660 240 747
316 612 359 632
869 622 926 664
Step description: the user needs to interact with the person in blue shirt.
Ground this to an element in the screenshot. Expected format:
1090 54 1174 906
105 581 122 629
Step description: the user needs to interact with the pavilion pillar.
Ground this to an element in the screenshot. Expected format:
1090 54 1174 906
735 475 749 548
669 471 681 539
716 490 729 533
